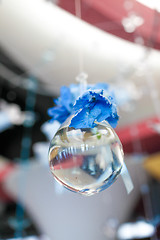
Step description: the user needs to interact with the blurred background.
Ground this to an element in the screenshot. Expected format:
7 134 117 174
0 0 160 239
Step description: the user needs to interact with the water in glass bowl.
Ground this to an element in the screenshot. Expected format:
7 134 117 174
49 121 124 196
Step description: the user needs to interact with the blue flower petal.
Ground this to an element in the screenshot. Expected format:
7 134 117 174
70 108 96 129
47 106 70 123
73 90 105 112
60 86 73 112
95 102 112 122
72 91 92 112
106 113 119 128
108 95 117 105
70 90 116 129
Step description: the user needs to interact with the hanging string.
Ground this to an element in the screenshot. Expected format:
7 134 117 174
75 0 81 19
74 0 88 94
75 0 84 74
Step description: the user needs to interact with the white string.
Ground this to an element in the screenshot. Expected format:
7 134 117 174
75 0 84 74
75 0 81 19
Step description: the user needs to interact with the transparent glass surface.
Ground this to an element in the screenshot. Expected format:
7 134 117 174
49 120 124 196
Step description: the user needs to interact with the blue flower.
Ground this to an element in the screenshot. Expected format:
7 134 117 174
47 86 73 123
48 84 82 123
70 90 119 129
47 105 70 124
48 82 119 128
54 86 73 112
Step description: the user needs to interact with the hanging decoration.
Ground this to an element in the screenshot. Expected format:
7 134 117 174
47 0 133 196
48 76 133 196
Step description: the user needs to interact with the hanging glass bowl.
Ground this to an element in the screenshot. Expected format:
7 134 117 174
48 117 124 196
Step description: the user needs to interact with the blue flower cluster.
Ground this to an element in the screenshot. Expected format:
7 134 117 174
48 83 119 129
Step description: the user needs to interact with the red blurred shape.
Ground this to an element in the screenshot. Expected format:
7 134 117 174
0 162 15 202
58 0 160 50
117 116 160 154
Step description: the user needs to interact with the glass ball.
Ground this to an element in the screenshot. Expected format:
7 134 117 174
48 120 124 196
